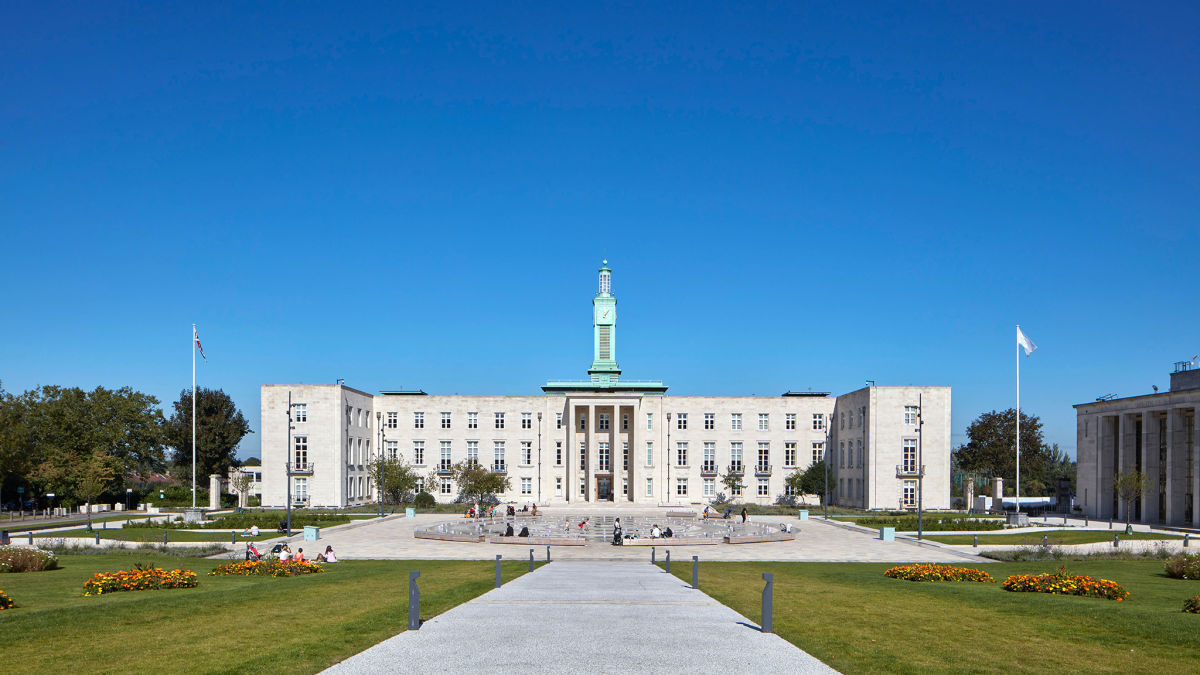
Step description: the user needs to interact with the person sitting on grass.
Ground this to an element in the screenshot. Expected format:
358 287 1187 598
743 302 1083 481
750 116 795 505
323 545 338 562
294 547 305 562
249 524 260 537
279 544 292 562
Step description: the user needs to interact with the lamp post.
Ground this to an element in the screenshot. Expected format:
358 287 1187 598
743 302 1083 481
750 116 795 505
284 391 300 537
917 392 925 540
537 412 543 504
823 437 829 520
377 411 386 517
125 488 132 512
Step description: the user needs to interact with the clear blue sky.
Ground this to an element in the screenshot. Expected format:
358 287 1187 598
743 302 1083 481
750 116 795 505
2 2 1197 461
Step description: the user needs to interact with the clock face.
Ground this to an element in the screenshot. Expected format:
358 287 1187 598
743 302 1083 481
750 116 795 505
595 305 614 325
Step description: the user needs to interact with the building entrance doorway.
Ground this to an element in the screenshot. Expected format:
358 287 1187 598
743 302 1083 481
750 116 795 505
597 477 613 501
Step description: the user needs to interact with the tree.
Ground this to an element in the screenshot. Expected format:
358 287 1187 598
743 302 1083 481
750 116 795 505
720 470 745 502
1114 470 1148 528
165 388 250 484
952 409 1054 496
786 460 828 503
230 470 254 507
240 457 261 467
74 451 116 529
368 455 421 508
449 461 511 508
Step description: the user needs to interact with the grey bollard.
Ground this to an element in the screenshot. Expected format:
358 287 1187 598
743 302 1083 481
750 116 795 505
95 532 100 545
163 531 168 545
1063 515 1068 525
1113 534 1119 547
0 530 7 546
103 520 107 529
761 572 774 633
651 546 655 564
529 549 534 572
1109 519 1113 529
495 554 502 588
546 545 551 562
231 531 237 544
973 534 978 548
408 570 421 630
665 550 671 573
29 531 34 545
1085 516 1088 526
692 555 699 589
1184 534 1190 548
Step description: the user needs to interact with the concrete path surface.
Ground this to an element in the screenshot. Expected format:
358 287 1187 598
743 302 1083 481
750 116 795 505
323 560 837 675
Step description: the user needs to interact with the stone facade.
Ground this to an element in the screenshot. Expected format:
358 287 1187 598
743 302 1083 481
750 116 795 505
1075 364 1200 527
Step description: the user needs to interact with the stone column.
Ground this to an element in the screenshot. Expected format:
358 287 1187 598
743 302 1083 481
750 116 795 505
583 403 592 502
209 474 222 510
1143 412 1161 523
1166 408 1184 525
567 401 576 503
1117 414 1132 522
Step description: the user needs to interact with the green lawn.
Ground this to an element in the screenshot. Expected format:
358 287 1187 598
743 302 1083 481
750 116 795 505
666 560 1200 674
0 553 541 673
35 527 277 543
925 531 1185 546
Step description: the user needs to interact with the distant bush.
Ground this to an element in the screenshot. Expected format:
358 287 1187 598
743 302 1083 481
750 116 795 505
1165 553 1200 580
854 516 1004 531
710 492 729 506
0 546 59 573
1184 595 1200 614
414 492 436 508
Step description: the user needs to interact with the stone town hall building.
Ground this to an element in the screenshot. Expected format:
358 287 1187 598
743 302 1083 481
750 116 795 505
261 264 951 510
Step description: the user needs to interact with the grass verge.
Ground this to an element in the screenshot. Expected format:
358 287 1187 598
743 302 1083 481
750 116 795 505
665 560 1200 674
38 528 276 542
0 553 542 673
925 531 1184 545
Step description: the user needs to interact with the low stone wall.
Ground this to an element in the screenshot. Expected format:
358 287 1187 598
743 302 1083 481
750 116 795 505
414 531 484 543
620 537 719 546
485 536 585 546
725 532 796 544
665 510 696 518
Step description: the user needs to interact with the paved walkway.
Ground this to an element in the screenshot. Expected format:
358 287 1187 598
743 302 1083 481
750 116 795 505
323 560 837 675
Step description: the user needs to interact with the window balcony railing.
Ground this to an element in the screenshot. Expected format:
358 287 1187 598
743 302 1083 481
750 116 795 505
755 464 772 477
896 464 924 478
288 462 315 475
727 463 744 475
700 462 718 476
492 463 507 474
437 461 454 475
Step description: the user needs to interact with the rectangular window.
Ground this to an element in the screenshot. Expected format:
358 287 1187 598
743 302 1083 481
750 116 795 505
676 441 688 467
857 440 863 468
812 413 824 430
385 440 398 460
598 442 611 472
579 413 586 431
346 405 352 426
676 478 688 496
703 442 716 473
784 481 797 497
676 413 687 430
441 412 451 429
441 478 452 495
904 406 919 425
495 412 505 429
556 412 562 430
839 441 845 467
493 441 506 472
784 442 796 467
599 413 610 431
758 413 769 431
646 477 653 497
440 441 452 471
785 413 795 430
622 442 629 471
293 436 308 468
294 477 307 501
902 480 917 508
730 442 743 472
556 477 563 496
522 412 532 429
414 412 424 429
731 480 742 496
902 438 917 473
848 410 853 429
468 412 478 429
859 406 865 428
622 413 629 431
646 413 653 430
646 442 653 466
812 442 824 465
704 478 715 497
521 477 532 495
730 413 742 431
555 441 563 465
579 442 586 470
386 411 398 429
413 440 425 466
758 478 769 497
840 412 845 430
622 478 628 496
294 404 307 422
704 413 715 430
415 477 424 494
757 442 770 472
521 441 532 466
580 478 586 496
467 440 479 465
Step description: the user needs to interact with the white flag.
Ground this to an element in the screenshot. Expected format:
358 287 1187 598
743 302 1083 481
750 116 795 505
1017 326 1037 357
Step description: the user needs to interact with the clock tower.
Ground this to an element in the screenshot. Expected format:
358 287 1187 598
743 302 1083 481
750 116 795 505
589 260 621 384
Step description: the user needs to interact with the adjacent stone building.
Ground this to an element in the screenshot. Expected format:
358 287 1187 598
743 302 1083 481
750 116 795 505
1075 363 1200 527
261 263 951 510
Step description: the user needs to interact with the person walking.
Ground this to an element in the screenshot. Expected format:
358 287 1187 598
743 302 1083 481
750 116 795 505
740 507 748 524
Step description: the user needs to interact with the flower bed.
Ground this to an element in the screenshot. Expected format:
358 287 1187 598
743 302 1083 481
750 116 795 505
1165 553 1200 580
1002 566 1129 601
209 559 325 577
884 563 993 582
0 545 59 573
0 589 13 609
82 564 199 596
1184 595 1200 614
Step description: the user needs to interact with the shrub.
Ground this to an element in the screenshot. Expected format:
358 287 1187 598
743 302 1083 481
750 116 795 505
1165 553 1200 580
853 516 1004 531
1002 565 1129 601
209 559 325 577
1184 595 1200 614
0 546 59 573
82 564 198 596
414 492 436 508
884 563 993 583
0 589 13 609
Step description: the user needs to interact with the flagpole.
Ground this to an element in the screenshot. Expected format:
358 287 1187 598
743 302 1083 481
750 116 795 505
192 323 197 510
1015 325 1021 515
